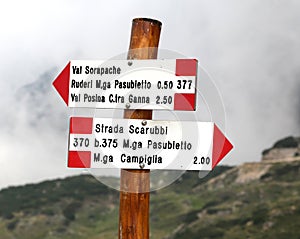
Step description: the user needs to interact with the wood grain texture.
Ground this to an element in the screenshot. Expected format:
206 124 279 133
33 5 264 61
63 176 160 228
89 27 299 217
119 18 162 239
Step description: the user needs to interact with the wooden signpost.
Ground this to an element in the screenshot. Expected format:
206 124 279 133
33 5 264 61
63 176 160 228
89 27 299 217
119 18 161 239
53 18 233 239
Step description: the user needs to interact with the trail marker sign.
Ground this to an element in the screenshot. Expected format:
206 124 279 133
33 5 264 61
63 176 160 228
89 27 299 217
68 117 233 171
53 59 197 111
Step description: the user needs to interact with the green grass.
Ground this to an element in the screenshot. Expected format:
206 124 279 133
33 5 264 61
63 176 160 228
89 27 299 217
0 163 299 239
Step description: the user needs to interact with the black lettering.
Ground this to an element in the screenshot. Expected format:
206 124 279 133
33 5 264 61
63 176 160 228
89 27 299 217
94 153 101 162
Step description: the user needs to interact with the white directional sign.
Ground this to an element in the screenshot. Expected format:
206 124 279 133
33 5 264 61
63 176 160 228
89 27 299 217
68 117 233 171
53 59 197 111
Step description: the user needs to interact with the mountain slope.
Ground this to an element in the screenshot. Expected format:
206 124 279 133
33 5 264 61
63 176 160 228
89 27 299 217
0 158 299 239
169 158 300 239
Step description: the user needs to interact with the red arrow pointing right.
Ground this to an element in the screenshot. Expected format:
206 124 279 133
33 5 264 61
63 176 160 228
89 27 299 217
212 124 233 169
52 62 70 105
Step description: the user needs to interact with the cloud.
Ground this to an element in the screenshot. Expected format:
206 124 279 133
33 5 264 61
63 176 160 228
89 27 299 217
0 0 300 188
294 77 300 127
0 69 78 189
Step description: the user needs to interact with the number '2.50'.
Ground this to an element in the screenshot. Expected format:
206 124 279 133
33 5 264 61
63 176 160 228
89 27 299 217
156 96 172 104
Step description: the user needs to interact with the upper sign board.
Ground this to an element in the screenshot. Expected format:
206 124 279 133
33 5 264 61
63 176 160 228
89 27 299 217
68 117 233 171
53 59 197 111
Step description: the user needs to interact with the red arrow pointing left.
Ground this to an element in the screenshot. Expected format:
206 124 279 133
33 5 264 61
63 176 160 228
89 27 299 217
52 62 70 105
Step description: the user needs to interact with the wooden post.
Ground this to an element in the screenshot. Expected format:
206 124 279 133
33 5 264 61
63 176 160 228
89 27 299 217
119 18 162 239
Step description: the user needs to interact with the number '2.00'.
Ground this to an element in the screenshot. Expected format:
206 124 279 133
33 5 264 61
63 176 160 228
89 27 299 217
193 156 210 164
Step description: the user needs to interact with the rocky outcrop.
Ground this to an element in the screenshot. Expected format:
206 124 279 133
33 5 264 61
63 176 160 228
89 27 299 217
262 136 300 161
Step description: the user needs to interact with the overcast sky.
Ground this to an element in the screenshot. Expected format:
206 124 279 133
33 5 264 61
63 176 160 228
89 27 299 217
0 0 299 189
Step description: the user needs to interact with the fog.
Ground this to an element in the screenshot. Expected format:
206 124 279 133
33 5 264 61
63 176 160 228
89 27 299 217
0 0 299 189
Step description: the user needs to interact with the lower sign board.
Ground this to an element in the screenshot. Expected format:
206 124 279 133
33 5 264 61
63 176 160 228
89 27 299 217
68 117 233 171
53 59 197 111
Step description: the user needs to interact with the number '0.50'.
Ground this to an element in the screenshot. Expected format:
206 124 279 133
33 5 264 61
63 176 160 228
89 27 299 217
157 81 173 90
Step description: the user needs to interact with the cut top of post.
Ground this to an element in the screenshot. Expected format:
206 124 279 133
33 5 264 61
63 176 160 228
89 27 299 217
128 18 162 60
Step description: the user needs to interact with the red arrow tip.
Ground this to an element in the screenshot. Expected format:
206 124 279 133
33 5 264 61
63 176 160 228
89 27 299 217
212 124 233 168
52 62 70 105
